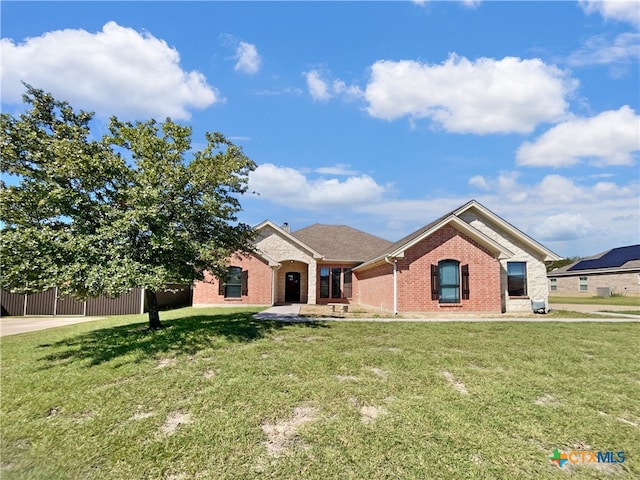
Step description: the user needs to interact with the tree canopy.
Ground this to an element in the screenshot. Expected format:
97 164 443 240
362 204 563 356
1 85 256 329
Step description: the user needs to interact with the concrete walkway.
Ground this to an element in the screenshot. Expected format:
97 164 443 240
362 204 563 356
253 304 302 320
0 316 104 337
254 303 639 323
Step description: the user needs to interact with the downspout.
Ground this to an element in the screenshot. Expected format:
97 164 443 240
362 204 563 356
384 256 398 315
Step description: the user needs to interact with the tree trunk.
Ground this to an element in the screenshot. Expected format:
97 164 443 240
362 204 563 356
145 289 164 330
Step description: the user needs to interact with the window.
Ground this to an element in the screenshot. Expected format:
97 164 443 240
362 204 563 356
343 269 352 298
219 266 247 298
507 262 527 297
331 268 342 298
579 276 588 292
439 260 460 303
550 278 557 291
320 267 330 298
320 267 352 299
431 261 469 303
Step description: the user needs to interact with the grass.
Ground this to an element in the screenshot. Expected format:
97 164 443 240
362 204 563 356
2 307 639 479
550 295 640 307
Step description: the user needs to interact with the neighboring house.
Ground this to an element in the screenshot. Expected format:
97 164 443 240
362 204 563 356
193 200 562 314
547 245 640 297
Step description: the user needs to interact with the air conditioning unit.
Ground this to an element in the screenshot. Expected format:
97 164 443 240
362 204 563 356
596 287 611 297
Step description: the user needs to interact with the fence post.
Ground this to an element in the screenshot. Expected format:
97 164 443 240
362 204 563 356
53 287 58 316
23 294 27 316
140 288 145 314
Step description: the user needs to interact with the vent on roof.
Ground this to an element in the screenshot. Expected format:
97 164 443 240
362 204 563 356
281 222 290 233
568 245 640 271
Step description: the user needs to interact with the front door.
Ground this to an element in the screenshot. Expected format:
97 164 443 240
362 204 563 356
285 272 301 303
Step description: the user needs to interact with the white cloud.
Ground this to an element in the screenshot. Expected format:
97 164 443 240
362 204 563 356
315 164 359 176
248 163 386 208
234 41 262 75
304 69 363 102
304 70 332 101
566 32 640 67
579 0 640 27
0 21 220 120
468 175 490 190
516 106 640 167
530 213 596 242
462 1 482 9
462 171 639 252
364 55 576 134
247 164 638 256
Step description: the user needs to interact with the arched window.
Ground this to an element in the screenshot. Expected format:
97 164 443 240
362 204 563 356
431 261 469 303
439 260 460 303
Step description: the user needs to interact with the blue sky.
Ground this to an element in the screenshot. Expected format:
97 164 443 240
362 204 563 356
2 1 639 258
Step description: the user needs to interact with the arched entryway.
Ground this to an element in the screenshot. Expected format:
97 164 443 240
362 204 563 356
285 272 301 302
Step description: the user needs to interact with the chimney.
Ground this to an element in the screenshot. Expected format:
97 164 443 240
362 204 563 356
281 222 290 233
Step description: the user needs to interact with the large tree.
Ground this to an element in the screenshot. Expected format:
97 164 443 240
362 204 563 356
1 86 256 329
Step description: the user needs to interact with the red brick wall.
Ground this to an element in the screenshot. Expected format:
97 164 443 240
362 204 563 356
193 254 273 306
354 262 394 312
354 225 502 313
396 225 501 312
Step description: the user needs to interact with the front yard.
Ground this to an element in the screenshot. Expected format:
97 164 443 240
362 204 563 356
1 307 638 479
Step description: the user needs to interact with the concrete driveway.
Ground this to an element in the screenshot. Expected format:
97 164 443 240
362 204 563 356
0 316 104 337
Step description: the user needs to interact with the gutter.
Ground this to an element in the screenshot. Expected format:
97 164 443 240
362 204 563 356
384 256 398 315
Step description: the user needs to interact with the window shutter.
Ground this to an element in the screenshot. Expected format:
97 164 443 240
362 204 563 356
462 264 470 300
218 276 225 296
241 270 248 296
431 264 439 300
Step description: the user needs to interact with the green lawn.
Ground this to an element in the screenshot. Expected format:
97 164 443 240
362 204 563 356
550 295 640 307
2 307 638 479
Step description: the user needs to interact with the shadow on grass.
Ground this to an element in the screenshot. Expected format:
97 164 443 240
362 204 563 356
38 311 329 367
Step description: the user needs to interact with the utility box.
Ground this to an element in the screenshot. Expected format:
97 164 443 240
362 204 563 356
596 287 611 297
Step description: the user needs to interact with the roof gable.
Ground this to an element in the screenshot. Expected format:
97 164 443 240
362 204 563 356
454 200 561 261
354 200 561 271
253 220 322 259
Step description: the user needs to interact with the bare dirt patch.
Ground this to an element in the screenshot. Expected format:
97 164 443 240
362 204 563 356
442 371 468 395
47 406 63 417
261 405 319 457
534 393 559 406
160 411 192 436
368 367 387 377
157 358 176 369
360 405 388 424
348 397 389 424
617 417 640 427
203 368 220 379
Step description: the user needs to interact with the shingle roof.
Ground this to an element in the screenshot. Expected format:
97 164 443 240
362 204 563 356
291 224 392 262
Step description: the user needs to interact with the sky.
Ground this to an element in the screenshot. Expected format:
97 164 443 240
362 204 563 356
1 1 639 258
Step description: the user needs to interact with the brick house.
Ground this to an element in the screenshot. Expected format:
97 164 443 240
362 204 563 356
547 244 640 297
193 200 562 314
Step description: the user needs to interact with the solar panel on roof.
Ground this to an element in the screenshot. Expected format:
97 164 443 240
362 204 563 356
568 245 640 271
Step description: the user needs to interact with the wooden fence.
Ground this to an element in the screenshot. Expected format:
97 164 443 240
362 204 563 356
1 285 192 317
